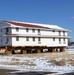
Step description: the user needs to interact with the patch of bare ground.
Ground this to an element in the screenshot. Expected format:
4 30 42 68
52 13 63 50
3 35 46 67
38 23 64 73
48 59 66 66
1 61 36 66
11 58 20 61
14 52 74 59
0 69 17 75
70 59 74 66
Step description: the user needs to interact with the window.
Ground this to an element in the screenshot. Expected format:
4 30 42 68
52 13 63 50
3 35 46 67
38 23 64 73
63 31 65 36
63 38 66 44
38 29 41 35
53 38 55 41
5 28 9 34
6 37 9 44
1 39 2 42
53 30 55 32
63 38 65 41
59 38 61 44
6 37 9 42
59 38 61 41
26 28 29 32
38 29 40 33
33 37 35 41
38 37 41 41
16 27 19 32
26 37 29 41
6 28 9 32
38 37 41 44
16 37 19 41
59 31 61 36
32 29 35 33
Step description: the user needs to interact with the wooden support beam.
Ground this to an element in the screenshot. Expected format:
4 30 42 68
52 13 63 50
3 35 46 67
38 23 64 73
56 49 58 52
22 50 27 54
37 49 41 53
61 47 65 52
52 48 56 52
5 50 12 55
56 48 60 52
60 47 65 52
5 46 12 55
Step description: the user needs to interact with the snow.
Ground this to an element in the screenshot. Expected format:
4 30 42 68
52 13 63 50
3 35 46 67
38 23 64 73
66 50 74 54
0 55 74 75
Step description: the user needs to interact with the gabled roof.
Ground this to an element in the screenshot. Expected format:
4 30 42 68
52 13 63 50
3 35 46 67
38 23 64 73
4 20 50 29
3 20 69 31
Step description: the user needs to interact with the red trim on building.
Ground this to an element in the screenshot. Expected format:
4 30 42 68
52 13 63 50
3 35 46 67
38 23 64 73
4 20 50 29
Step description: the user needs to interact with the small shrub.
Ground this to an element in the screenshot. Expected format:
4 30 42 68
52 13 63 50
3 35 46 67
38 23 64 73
55 59 66 66
50 59 66 66
70 60 74 66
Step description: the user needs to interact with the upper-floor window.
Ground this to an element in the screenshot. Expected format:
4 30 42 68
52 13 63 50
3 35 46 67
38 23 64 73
16 27 19 32
63 31 65 36
32 29 35 33
5 28 9 34
16 37 19 41
38 29 40 33
53 30 55 32
6 28 9 32
26 28 29 32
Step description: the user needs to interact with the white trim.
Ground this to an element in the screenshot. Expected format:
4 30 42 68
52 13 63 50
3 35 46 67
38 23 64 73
3 34 70 38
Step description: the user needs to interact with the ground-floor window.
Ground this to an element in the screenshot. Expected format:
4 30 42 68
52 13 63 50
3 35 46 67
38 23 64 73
26 37 29 41
16 37 19 41
33 37 35 41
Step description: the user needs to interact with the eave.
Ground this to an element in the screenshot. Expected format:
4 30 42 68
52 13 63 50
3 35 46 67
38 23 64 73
3 34 70 38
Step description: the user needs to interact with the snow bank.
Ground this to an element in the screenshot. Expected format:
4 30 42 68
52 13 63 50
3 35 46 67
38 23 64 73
67 50 74 54
0 55 74 74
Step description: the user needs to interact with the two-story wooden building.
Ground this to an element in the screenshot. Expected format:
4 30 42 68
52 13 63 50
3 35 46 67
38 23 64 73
0 20 70 54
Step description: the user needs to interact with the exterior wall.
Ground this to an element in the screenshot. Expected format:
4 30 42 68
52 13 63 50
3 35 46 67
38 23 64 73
0 37 12 46
41 30 68 36
11 27 68 36
0 21 12 47
12 37 68 47
12 37 44 46
0 27 11 46
11 37 39 46
11 28 68 47
41 38 68 47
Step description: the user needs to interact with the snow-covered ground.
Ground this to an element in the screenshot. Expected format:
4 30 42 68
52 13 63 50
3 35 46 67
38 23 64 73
0 51 74 75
